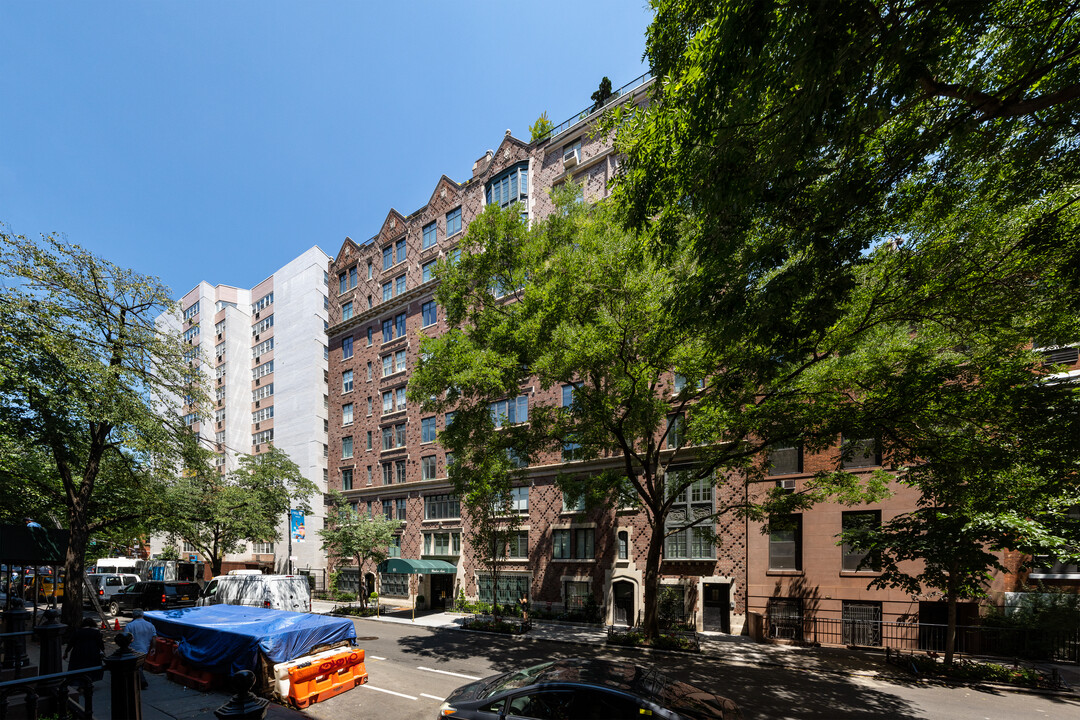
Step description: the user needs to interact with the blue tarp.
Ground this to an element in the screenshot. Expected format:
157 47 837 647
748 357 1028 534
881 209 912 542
145 606 356 675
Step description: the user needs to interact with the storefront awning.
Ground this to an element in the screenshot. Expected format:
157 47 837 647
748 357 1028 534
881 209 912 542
376 558 457 575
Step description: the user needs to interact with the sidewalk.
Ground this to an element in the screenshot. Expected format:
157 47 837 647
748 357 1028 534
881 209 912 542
313 600 1080 692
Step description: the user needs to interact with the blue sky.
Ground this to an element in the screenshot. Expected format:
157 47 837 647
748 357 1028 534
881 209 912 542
0 1 653 297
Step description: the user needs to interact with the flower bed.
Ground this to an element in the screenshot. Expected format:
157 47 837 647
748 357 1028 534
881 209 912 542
332 604 383 617
895 653 1063 689
607 628 700 653
462 616 530 635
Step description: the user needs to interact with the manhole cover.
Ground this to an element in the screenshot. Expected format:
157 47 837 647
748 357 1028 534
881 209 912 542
356 636 379 641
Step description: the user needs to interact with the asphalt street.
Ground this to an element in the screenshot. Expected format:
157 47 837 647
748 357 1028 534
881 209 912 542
300 619 1080 720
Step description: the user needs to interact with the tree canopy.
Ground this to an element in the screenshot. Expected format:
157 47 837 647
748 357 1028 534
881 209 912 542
319 491 402 606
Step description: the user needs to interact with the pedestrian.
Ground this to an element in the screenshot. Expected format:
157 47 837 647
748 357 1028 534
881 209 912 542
126 608 157 689
24 517 43 528
518 594 529 625
64 618 104 682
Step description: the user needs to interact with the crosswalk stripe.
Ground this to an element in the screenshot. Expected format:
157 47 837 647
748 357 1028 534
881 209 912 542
361 684 417 700
370 655 387 660
417 666 482 680
420 693 445 701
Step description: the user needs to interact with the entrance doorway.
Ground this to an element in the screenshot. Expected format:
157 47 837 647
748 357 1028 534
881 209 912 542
612 581 634 627
430 573 455 610
364 572 376 602
702 583 730 633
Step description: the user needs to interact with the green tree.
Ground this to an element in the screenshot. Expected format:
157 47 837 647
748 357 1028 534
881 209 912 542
0 230 203 631
409 191 884 641
319 491 402 607
158 443 317 577
590 76 613 112
528 112 554 142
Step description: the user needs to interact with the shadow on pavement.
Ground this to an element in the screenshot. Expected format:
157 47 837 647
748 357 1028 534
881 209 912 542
392 628 926 720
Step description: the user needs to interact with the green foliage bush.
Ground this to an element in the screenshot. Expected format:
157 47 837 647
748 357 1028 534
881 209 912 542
607 629 698 653
906 656 1044 687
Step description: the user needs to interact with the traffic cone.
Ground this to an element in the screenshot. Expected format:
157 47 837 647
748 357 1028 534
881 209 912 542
114 618 121 631
100 620 109 630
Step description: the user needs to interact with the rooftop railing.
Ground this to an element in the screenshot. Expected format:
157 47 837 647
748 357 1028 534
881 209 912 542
538 71 654 143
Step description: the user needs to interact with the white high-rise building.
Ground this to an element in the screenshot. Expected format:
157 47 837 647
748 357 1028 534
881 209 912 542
153 246 332 581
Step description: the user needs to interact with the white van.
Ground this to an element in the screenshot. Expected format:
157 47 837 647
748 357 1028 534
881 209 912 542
197 574 311 613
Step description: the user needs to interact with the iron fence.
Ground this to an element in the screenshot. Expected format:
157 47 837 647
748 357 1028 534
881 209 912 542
766 612 1079 663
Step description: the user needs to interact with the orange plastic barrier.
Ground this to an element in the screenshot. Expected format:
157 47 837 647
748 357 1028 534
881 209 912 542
287 648 365 683
289 663 367 708
144 637 178 674
166 657 222 692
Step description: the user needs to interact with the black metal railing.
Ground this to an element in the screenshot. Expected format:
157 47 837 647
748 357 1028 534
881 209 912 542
0 668 96 720
537 71 655 143
765 613 1080 663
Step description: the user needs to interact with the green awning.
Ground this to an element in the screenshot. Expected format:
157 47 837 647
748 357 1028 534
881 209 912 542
376 558 457 575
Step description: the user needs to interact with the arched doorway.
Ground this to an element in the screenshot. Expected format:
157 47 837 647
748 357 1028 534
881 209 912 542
612 580 635 627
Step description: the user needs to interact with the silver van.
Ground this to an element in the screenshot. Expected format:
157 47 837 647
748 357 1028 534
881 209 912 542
197 573 311 613
86 573 141 614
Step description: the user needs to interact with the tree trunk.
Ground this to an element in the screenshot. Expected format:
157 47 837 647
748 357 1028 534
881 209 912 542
944 570 958 665
61 511 90 635
642 523 665 642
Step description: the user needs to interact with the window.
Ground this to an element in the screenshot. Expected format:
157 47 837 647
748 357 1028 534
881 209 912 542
367 465 372 485
511 486 528 514
342 403 354 425
252 338 273 357
183 301 200 320
342 437 354 459
253 541 273 554
666 414 685 448
382 499 393 519
562 492 585 514
366 361 372 381
252 315 274 335
395 274 406 296
367 261 372 280
339 273 347 294
342 302 353 321
422 455 436 480
349 267 357 288
366 327 373 345
573 528 595 559
182 412 198 427
490 395 528 427
382 245 393 271
380 573 408 598
382 281 392 302
768 598 803 640
366 431 372 450
842 510 881 572
382 463 393 485
841 433 881 468
422 221 437 250
424 494 460 520
396 498 406 520
252 405 274 423
446 207 462 236
382 391 393 414
215 319 226 335
842 601 882 646
769 445 802 475
485 162 529 210
183 325 200 342
342 370 353 393
342 337 353 360
552 529 570 559
341 468 353 491
367 396 373 415
769 515 802 571
421 416 437 443
252 360 274 380
444 410 455 426
421 300 437 327
561 384 581 460
665 469 715 559
395 312 406 338
422 260 436 283
508 531 529 559
478 573 529 606
564 581 590 609
396 386 407 412
424 531 461 556
382 355 393 377
252 429 274 445
617 531 629 560
395 459 406 483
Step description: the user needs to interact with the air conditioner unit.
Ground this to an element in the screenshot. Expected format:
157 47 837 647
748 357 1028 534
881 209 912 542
255 400 260 408
563 148 579 168
779 478 796 491
254 334 260 342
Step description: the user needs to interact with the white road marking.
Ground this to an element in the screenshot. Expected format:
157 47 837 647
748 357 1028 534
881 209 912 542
417 666 482 680
420 693 445 701
361 684 417 700
369 655 387 660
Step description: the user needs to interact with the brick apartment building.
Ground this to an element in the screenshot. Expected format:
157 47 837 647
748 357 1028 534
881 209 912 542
324 73 1079 637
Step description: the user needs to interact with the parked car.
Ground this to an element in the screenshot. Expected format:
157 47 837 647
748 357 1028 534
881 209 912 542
111 581 201 614
438 658 741 720
86 573 142 614
197 573 311 613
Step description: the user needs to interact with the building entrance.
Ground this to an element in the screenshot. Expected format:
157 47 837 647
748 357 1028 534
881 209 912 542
612 581 634 626
703 582 731 633
430 573 455 610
